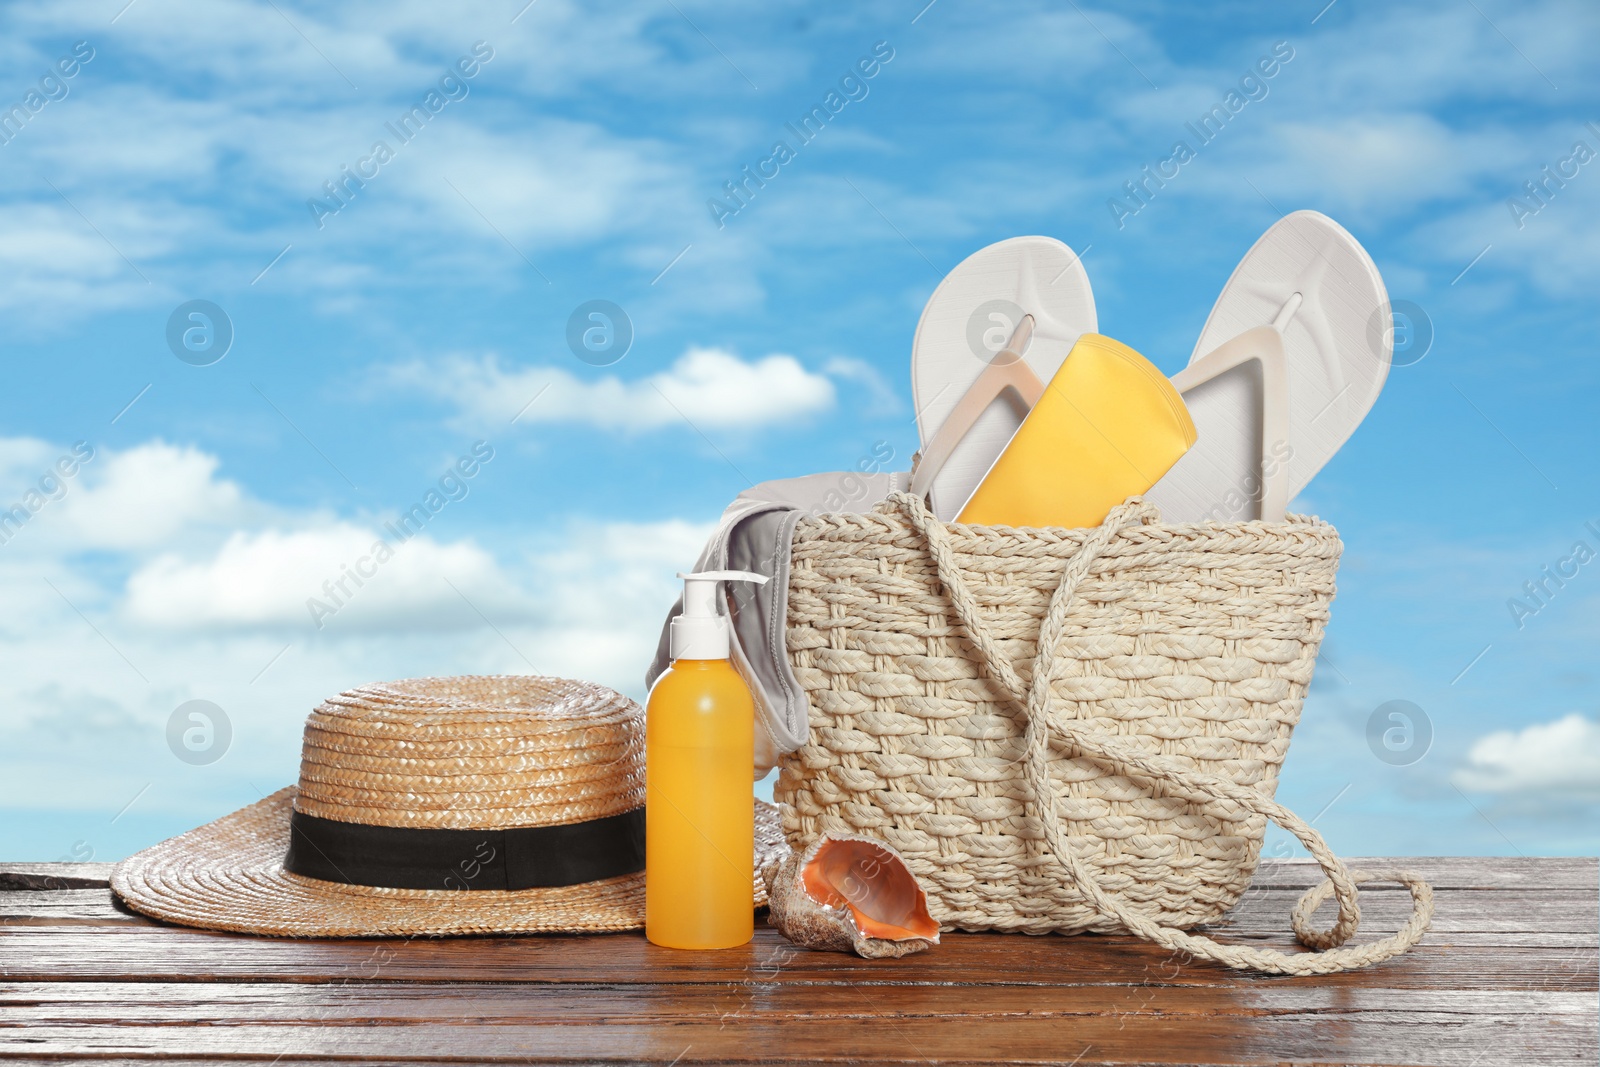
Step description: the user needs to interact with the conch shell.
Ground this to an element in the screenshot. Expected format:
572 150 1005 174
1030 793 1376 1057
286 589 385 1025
763 835 939 959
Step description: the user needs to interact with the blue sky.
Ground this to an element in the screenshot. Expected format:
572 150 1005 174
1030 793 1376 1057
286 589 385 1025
1 0 1597 863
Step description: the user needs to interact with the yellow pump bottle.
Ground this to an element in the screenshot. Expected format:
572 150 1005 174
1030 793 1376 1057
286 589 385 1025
645 570 766 950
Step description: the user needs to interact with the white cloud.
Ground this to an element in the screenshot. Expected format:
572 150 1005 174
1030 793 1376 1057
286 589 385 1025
912 4 1164 90
397 346 837 431
525 516 714 687
6 0 1592 325
1 439 249 555
0 436 57 480
1453 713 1600 796
1259 114 1527 219
1 434 708 655
0 203 160 314
54 441 248 550
1422 163 1600 297
0 2 723 319
1283 1 1594 111
822 356 901 417
420 120 684 247
121 523 526 632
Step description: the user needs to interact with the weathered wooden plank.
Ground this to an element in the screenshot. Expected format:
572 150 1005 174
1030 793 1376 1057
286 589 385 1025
0 865 108 892
1213 887 1599 935
1243 856 1598 891
0 926 1593 990
4 864 1594 936
2 1011 1594 1066
0 890 146 926
3 980 1592 1023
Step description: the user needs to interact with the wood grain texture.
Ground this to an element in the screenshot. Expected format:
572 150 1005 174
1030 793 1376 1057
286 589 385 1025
0 865 108 891
0 857 1594 1066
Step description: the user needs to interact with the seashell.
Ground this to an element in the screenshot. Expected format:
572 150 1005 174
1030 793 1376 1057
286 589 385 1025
762 835 939 959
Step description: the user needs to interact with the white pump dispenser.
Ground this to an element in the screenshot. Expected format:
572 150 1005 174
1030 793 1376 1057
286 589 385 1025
669 570 769 660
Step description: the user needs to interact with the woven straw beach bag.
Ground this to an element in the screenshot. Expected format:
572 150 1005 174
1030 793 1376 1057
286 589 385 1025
775 493 1433 974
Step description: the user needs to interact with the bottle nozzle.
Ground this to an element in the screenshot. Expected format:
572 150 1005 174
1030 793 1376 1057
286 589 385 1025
671 570 769 660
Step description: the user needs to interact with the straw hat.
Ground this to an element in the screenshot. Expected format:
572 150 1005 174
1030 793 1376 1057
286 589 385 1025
112 675 787 937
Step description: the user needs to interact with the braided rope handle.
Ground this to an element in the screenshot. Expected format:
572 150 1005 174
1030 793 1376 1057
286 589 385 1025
892 493 1433 975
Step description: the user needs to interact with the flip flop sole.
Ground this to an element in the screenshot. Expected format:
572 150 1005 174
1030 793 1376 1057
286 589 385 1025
1148 210 1391 522
911 236 1097 519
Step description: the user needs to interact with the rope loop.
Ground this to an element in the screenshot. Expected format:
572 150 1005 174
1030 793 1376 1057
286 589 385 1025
889 492 1433 975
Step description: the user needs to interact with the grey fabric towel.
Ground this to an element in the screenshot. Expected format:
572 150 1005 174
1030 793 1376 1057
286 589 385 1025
646 470 909 775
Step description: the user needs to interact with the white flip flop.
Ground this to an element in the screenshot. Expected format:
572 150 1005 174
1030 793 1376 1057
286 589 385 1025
910 237 1097 520
1146 210 1392 523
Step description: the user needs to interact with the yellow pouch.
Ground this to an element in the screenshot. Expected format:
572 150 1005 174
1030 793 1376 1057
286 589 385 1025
957 333 1197 529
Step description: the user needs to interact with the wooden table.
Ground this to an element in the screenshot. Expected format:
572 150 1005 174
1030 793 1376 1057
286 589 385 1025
1 857 1594 1066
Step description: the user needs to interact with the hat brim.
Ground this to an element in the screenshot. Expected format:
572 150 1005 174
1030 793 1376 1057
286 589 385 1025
112 787 789 938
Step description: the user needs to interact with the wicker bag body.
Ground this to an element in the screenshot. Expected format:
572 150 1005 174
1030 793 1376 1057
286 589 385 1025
775 494 1432 974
